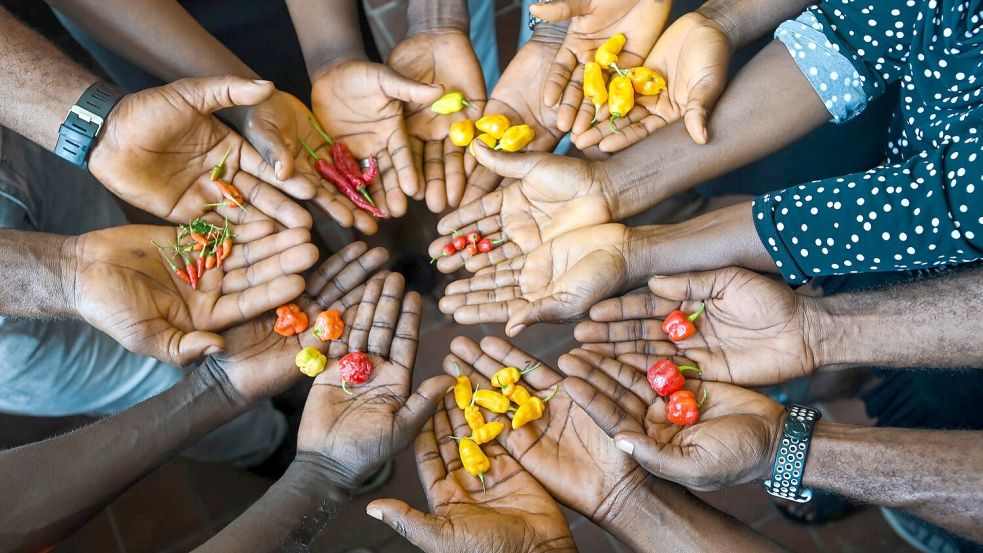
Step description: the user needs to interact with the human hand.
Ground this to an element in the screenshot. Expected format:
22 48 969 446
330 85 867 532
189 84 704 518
365 399 577 553
89 76 314 229
439 223 631 336
389 29 486 213
442 336 650 528
575 267 818 386
70 221 317 367
559 348 785 490
234 90 380 234
210 241 389 404
295 272 455 490
311 59 444 218
572 11 732 152
428 143 615 274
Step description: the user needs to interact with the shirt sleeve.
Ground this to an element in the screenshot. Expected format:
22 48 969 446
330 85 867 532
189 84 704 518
752 139 983 283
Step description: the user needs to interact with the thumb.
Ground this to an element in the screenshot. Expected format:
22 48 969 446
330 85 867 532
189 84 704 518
247 120 296 181
379 68 444 104
366 499 442 548
173 330 225 366
683 77 725 145
529 0 589 21
613 431 693 484
471 141 547 180
647 270 719 302
171 75 276 115
395 375 457 434
506 294 572 337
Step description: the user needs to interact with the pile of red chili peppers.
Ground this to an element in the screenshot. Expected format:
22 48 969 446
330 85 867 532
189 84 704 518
152 218 232 290
433 229 505 262
301 117 386 219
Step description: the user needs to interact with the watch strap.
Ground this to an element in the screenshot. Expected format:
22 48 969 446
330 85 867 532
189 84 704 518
764 404 821 503
54 82 124 169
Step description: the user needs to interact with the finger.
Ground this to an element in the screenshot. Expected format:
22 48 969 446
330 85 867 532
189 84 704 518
249 120 296 181
305 241 367 294
212 274 306 328
647 271 723 302
616 352 701 373
172 330 225 366
390 291 423 369
222 243 320 293
529 0 589 21
442 138 466 208
572 319 666 345
443 268 519 295
461 166 503 205
367 272 406 358
412 417 445 493
423 141 447 213
377 149 408 217
611 431 694 486
410 137 426 201
598 116 666 154
442 392 474 440
169 76 274 114
431 396 459 469
447 338 499 389
572 92 600 136
309 245 390 307
684 77 726 145
559 348 657 409
563 377 646 439
471 140 548 180
328 303 359 359
556 63 585 133
390 128 421 198
238 134 317 201
229 171 313 229
435 190 504 237
466 239 523 273
349 274 385 353
310 185 357 231
505 294 574 337
543 46 578 108
587 292 666 322
379 67 444 104
394 375 457 448
365 499 443 550
223 227 311 271
478 336 563 389
582 340 678 358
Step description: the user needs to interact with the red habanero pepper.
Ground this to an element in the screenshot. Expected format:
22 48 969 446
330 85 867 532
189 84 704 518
152 240 191 286
338 351 373 394
646 359 701 397
665 389 707 426
274 303 309 337
431 242 458 264
662 303 705 343
301 140 387 219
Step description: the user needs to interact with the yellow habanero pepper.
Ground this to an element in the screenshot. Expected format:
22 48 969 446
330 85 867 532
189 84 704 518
512 385 559 430
468 132 498 156
431 91 475 115
583 61 608 124
453 363 474 410
464 404 486 431
595 33 626 69
459 437 491 490
449 119 475 147
495 125 535 152
627 67 667 96
475 114 511 140
469 421 505 445
607 75 635 133
295 346 327 378
492 361 541 389
505 384 531 406
474 388 511 413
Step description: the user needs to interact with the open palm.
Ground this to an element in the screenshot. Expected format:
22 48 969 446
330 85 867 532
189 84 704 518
367 399 576 553
575 267 816 386
559 348 784 491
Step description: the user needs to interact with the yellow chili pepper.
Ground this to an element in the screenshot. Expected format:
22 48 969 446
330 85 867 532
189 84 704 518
492 361 541 389
583 61 608 124
475 114 511 140
607 75 635 133
449 119 475 147
511 386 559 430
468 421 505 445
453 366 474 410
505 384 531 406
627 67 667 96
474 388 511 413
468 132 498 156
464 404 486 431
431 91 475 115
595 33 626 69
295 346 327 378
494 125 535 152
459 437 491 491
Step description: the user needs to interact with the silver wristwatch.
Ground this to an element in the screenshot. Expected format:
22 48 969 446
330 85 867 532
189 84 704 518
527 0 554 30
764 404 821 503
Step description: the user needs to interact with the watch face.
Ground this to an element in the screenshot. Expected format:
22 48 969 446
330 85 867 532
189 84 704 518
788 419 810 439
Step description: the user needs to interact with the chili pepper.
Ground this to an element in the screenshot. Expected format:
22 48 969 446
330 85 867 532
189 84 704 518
301 139 387 218
458 437 490 491
511 386 558 430
192 243 204 252
647 359 701 397
153 240 192 286
595 33 626 70
210 145 233 181
338 351 373 394
190 231 208 249
361 156 378 184
332 142 369 191
608 75 635 133
312 309 345 341
665 388 707 426
449 119 475 147
661 303 705 343
627 67 667 96
491 362 540 389
451 234 469 251
495 125 535 152
211 178 246 209
475 114 511 140
468 133 498 156
474 389 511 413
274 303 309 337
477 237 506 253
504 384 531 406
464 403 486 431
196 255 205 279
466 231 481 245
460 421 504 445
295 346 328 378
307 117 379 207
431 91 476 115
583 61 608 124
466 243 479 256
205 254 216 270
453 362 473 409
179 250 198 290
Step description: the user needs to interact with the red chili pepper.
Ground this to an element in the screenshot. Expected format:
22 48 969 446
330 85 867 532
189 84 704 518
466 243 479 256
646 359 701 397
466 231 481 245
274 303 309 336
665 389 707 426
301 139 386 218
477 237 505 253
179 251 198 290
452 234 468 251
442 243 456 256
361 156 378 184
153 240 191 287
662 303 705 343
338 351 373 394
220 237 232 261
196 255 205 279
205 254 216 270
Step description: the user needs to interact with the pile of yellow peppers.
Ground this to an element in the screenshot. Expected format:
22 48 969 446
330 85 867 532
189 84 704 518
584 33 668 132
450 360 556 492
430 92 536 153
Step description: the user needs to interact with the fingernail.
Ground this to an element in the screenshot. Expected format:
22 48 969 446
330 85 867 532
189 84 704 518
366 506 383 521
252 79 273 86
615 439 634 455
204 345 222 356
274 160 283 180
445 385 456 395
650 275 666 279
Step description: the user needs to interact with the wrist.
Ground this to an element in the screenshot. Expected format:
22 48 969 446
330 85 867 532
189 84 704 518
309 50 369 82
696 4 742 51
287 454 357 501
598 155 672 221
406 0 469 35
804 293 868 370
58 235 81 319
292 450 367 495
530 20 569 45
198 356 253 413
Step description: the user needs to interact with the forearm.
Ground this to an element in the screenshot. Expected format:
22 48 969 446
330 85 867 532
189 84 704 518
286 0 367 77
406 0 469 35
0 6 97 150
0 361 248 552
626 202 777 286
699 0 817 49
805 422 983 542
46 0 258 83
0 231 77 319
604 41 829 220
196 455 352 552
807 268 983 370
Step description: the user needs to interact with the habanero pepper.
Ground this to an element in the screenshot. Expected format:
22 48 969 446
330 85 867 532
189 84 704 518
504 384 531 406
338 351 373 394
295 346 328 378
607 75 635 133
473 388 511 413
464 403 486 431
431 91 476 115
475 114 511 140
595 33 626 70
647 359 701 397
312 309 345 341
458 437 491 491
495 125 535 152
583 61 608 124
477 237 505 253
468 133 498 156
274 303 309 337
627 67 667 96
491 362 541 389
449 119 476 147
463 421 504 446
511 385 558 430
665 388 707 426
662 303 705 343
452 362 474 410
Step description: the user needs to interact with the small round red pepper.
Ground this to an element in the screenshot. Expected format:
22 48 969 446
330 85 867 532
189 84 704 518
665 389 707 426
274 303 309 337
661 303 705 343
452 234 469 251
338 351 373 394
647 359 701 397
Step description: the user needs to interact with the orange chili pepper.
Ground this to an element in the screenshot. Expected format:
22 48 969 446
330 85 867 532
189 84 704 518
312 309 344 341
274 303 309 337
627 67 667 96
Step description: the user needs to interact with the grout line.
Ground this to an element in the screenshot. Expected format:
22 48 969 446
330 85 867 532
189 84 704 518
104 507 128 553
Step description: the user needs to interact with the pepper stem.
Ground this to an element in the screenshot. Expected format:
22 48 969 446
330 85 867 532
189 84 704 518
359 188 376 207
687 303 706 322
341 380 353 396
308 116 334 146
542 384 560 403
462 99 477 111
678 365 702 375
453 361 462 377
591 104 599 125
151 240 179 271
210 145 233 181
478 472 486 496
299 139 321 161
697 387 708 407
469 384 479 407
609 63 629 78
520 361 541 376
609 115 622 134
